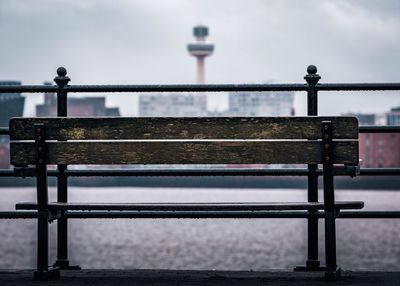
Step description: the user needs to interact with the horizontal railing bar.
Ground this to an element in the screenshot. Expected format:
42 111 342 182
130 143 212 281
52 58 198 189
1 211 400 219
0 85 58 93
359 168 400 176
0 170 12 177
64 211 311 219
0 168 309 177
0 211 38 219
0 170 17 177
317 83 400 91
64 168 311 177
0 168 353 177
64 211 400 219
0 169 16 177
0 127 9 135
1 168 399 177
338 211 400 219
0 84 307 93
1 83 400 93
359 126 400 133
65 84 308 92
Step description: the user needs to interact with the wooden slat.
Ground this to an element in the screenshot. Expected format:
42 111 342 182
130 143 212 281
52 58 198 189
10 141 359 166
9 117 358 140
16 201 364 211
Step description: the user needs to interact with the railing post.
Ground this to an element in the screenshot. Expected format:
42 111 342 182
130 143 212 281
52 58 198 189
295 65 323 271
53 67 80 270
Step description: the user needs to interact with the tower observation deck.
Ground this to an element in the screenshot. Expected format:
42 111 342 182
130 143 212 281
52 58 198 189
187 25 214 84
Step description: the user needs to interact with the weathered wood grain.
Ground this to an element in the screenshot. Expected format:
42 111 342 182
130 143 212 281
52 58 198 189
9 117 358 140
10 141 359 166
16 201 364 211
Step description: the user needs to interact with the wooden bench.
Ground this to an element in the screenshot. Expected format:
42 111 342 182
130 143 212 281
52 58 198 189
9 116 364 281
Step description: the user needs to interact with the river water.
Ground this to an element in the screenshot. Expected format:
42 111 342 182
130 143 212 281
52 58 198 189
0 187 399 270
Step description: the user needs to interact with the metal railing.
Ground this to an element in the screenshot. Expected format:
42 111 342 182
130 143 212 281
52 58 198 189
0 65 399 270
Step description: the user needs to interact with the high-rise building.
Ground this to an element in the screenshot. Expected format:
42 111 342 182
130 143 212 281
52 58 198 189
228 91 294 116
187 25 214 84
139 25 214 117
140 25 295 119
0 81 25 127
0 81 25 168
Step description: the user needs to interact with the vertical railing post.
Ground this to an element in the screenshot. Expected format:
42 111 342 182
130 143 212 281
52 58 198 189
53 67 80 270
295 65 322 271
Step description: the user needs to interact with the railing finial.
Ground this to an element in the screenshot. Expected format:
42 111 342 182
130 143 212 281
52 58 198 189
54 67 70 88
307 65 317 75
305 65 321 86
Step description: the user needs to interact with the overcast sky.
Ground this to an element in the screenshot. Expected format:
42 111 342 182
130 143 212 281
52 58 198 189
0 0 399 116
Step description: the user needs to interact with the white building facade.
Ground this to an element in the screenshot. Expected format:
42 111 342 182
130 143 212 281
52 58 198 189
139 93 207 117
228 92 294 116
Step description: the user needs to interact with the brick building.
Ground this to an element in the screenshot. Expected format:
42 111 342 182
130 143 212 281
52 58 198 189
359 133 400 168
348 112 400 168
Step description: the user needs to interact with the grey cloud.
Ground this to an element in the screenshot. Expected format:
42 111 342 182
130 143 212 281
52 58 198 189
0 0 399 116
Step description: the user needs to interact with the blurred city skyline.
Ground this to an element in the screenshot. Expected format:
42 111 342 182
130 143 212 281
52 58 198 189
0 0 399 116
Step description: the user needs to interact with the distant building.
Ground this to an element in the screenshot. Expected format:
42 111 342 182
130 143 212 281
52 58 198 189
346 111 400 168
387 107 400 126
0 81 25 168
206 109 231 117
0 81 25 127
359 132 400 168
36 84 120 117
139 93 207 117
0 144 8 168
228 92 294 116
343 113 376 126
187 25 214 84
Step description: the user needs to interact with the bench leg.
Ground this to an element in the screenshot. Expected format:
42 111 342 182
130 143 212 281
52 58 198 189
35 211 60 281
34 123 60 281
34 170 60 281
323 166 340 281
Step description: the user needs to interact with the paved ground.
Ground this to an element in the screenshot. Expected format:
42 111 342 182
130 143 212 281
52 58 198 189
0 269 400 286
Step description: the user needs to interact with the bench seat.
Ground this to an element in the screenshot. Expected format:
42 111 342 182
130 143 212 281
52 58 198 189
16 201 364 212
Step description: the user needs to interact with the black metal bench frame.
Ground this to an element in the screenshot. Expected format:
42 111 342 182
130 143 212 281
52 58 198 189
9 116 363 281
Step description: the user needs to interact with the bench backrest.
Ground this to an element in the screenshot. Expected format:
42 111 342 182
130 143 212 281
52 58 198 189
9 117 359 166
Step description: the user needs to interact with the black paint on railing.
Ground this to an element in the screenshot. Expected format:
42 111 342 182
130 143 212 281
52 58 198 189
1 82 400 94
0 127 9 135
358 126 400 133
1 167 400 177
317 83 400 91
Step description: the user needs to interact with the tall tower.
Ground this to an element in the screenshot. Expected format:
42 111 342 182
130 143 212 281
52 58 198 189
187 25 214 84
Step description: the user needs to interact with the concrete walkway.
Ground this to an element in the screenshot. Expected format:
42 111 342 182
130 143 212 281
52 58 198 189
1 269 400 285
